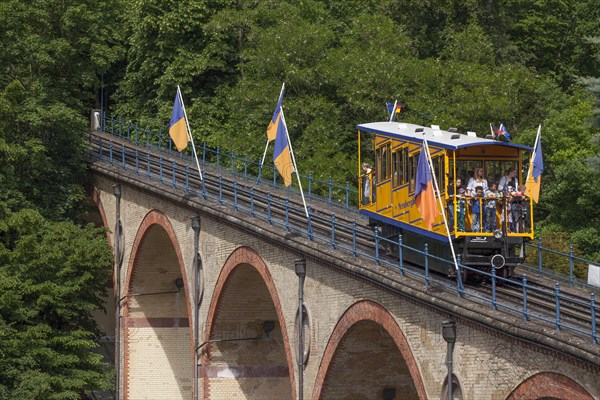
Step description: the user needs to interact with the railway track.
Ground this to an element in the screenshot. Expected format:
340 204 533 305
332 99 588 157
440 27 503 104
88 130 599 343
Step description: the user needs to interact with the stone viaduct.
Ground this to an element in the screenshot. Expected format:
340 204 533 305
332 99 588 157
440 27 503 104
87 142 599 400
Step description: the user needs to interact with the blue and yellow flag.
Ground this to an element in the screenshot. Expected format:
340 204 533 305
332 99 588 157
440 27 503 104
267 85 285 142
525 126 543 203
414 143 439 230
273 112 294 187
169 90 189 151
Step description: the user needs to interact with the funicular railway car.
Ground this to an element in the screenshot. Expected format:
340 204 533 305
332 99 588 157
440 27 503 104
358 122 535 280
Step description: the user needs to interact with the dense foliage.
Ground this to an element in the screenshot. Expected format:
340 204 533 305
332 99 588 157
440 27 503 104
0 0 598 395
110 0 599 259
0 0 122 397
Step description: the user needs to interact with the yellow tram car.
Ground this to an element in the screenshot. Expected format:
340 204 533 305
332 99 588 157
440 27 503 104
358 122 535 279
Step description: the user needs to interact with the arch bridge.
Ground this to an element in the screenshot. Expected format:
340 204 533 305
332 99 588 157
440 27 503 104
86 125 598 400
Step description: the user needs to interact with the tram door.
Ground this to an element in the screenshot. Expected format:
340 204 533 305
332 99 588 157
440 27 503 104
375 141 392 216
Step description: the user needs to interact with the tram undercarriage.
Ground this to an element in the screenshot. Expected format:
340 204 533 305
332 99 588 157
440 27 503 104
374 220 527 281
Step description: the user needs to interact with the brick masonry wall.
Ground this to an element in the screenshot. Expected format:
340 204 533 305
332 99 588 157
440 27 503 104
91 174 599 400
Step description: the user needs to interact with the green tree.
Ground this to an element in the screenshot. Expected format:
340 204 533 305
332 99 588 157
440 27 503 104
0 0 125 220
0 208 113 399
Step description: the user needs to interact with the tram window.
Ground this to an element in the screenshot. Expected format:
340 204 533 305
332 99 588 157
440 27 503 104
392 147 408 187
392 150 401 187
403 147 409 184
408 151 419 192
376 143 391 182
432 156 445 194
448 158 454 189
456 160 482 185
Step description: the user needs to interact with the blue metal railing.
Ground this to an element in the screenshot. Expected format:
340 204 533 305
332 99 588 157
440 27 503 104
523 238 600 291
97 113 600 282
92 114 599 344
98 113 358 212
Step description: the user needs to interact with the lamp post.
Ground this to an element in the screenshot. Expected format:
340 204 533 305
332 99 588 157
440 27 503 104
441 321 457 400
191 216 201 400
113 184 122 400
295 259 306 400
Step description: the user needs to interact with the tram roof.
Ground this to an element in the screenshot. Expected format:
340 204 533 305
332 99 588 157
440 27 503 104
357 121 533 151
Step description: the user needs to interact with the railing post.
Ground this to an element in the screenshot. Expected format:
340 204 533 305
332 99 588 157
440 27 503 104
159 156 164 184
569 245 574 287
555 283 561 331
352 221 357 257
146 127 150 146
185 165 189 193
285 198 289 230
118 116 122 137
491 266 497 310
127 121 131 142
219 175 223 206
328 177 333 204
345 181 350 209
216 147 220 170
231 150 235 175
110 116 114 136
250 187 255 217
234 179 238 211
331 213 336 249
374 226 380 265
398 235 404 276
424 243 429 287
244 154 248 178
522 274 528 321
202 142 206 169
456 255 463 297
267 193 272 224
135 123 139 146
307 211 313 241
158 128 162 151
273 165 277 189
172 161 177 188
537 237 543 277
591 293 597 344
308 172 313 200
201 175 207 200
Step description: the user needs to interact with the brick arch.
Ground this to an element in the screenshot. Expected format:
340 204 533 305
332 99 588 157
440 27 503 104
88 185 111 245
312 300 427 400
507 371 595 400
123 209 193 400
203 246 296 400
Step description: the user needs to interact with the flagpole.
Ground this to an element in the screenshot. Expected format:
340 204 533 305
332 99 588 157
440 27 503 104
258 83 286 184
257 140 270 184
389 99 398 122
422 136 459 272
526 125 541 182
177 85 203 181
525 124 541 199
280 111 311 224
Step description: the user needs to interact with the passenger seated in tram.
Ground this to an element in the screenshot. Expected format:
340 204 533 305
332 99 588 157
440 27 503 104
511 184 529 233
471 186 484 232
361 162 373 204
467 167 488 195
484 183 499 232
447 178 466 232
